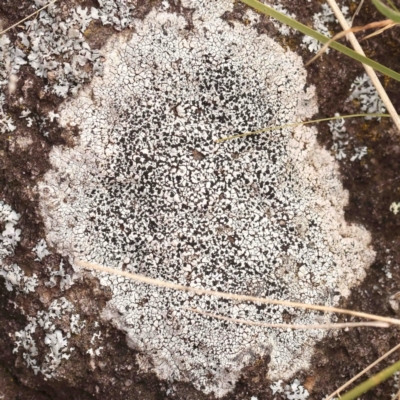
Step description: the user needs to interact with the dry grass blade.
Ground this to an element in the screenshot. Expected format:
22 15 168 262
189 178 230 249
216 113 390 143
75 259 400 326
325 342 400 400
361 22 397 40
326 0 400 136
0 0 57 36
305 19 393 66
187 307 389 330
241 0 400 82
351 0 365 25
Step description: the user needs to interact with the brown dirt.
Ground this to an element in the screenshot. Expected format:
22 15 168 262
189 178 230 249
1 0 400 399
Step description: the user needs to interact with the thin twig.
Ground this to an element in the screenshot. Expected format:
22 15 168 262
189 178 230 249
351 0 365 25
0 0 57 36
325 342 400 400
75 259 400 326
326 0 400 134
187 307 389 330
378 175 400 192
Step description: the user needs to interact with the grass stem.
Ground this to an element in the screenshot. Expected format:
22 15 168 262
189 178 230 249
240 0 400 82
339 360 400 400
76 259 400 327
187 308 389 330
326 0 400 134
326 343 400 400
216 113 390 143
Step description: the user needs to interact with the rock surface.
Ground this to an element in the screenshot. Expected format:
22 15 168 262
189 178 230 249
0 0 399 399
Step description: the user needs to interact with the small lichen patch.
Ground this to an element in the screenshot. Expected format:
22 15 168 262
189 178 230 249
13 297 77 378
390 202 400 215
0 93 16 134
348 73 386 117
38 1 375 396
0 264 38 293
45 259 75 291
329 114 369 162
0 202 37 293
32 239 51 261
270 379 309 399
0 201 20 256
329 114 348 160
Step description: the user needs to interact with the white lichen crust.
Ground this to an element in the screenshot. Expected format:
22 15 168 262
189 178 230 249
14 297 77 378
38 1 375 396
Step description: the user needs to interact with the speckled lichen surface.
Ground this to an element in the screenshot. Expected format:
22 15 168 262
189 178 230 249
37 0 375 396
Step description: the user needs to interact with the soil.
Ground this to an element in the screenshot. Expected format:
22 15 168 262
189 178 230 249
1 0 400 399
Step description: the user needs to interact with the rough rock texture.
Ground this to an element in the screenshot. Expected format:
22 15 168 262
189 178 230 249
1 0 400 399
36 0 374 396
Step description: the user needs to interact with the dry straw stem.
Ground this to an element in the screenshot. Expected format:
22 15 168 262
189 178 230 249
325 0 400 134
325 342 400 400
0 0 57 36
306 19 393 66
216 113 390 143
187 307 389 330
75 259 400 326
351 0 365 25
361 21 397 41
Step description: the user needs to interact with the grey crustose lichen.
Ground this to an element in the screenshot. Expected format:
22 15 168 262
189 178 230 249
38 1 375 396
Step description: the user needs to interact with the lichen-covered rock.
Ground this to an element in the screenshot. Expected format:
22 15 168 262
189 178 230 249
35 0 375 397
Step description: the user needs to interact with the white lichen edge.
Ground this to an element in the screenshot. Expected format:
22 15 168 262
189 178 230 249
37 0 375 397
390 202 400 215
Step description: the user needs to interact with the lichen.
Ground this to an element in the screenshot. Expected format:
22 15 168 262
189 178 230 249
329 114 368 162
0 201 21 253
0 93 16 134
0 263 38 293
13 297 81 379
0 0 135 100
0 200 79 378
32 239 51 261
302 3 350 53
45 259 75 291
270 379 309 399
390 202 400 215
329 114 348 160
13 297 77 378
37 0 374 396
0 202 37 293
348 73 386 117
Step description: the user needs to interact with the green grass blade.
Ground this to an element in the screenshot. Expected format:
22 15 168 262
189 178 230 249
386 0 400 13
372 0 400 22
240 0 400 83
339 359 400 400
